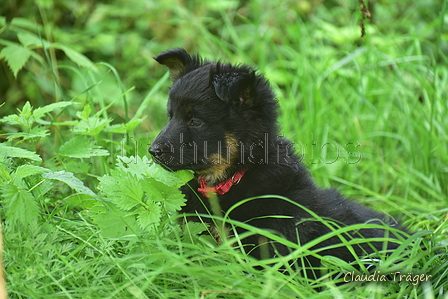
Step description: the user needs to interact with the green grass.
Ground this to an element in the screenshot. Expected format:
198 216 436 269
1 0 448 298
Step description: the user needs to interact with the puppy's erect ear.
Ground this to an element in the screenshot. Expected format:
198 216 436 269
154 48 198 81
212 67 257 107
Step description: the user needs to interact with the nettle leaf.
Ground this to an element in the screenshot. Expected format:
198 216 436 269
0 114 20 125
143 178 186 212
0 143 42 162
114 175 143 211
33 101 73 119
98 171 143 210
141 179 164 201
19 101 32 118
0 44 32 77
115 156 190 211
13 165 49 181
89 203 139 238
147 162 194 188
93 155 192 236
1 101 35 129
42 170 96 196
0 164 11 183
136 202 162 230
58 135 109 158
114 156 193 187
115 155 152 180
1 101 35 127
97 175 117 196
1 184 40 225
73 117 110 136
6 125 50 141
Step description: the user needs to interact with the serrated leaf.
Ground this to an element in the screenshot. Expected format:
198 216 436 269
0 114 20 125
136 202 162 230
147 162 193 188
1 184 39 225
141 179 164 201
144 179 186 212
98 171 143 210
0 143 42 162
89 203 139 238
115 155 152 180
0 164 11 183
19 101 33 118
0 44 32 77
42 170 95 196
17 32 51 48
58 135 109 158
6 125 50 141
33 101 73 119
163 190 186 212
13 165 49 181
73 116 110 136
53 43 97 70
143 178 185 211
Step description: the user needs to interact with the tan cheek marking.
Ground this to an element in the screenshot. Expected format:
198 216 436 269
202 153 230 182
224 133 240 165
196 133 240 183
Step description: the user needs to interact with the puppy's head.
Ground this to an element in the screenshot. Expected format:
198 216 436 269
149 48 278 182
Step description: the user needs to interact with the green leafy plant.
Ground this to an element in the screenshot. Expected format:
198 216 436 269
0 18 96 78
0 98 192 235
90 155 193 237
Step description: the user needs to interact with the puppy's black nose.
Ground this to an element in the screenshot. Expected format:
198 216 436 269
149 146 162 157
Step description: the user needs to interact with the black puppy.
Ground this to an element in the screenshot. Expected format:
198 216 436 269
149 48 405 272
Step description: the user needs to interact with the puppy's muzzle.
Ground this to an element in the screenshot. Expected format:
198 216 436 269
148 146 162 157
149 141 174 164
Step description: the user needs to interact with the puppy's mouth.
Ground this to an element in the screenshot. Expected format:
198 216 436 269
149 134 240 182
149 149 210 169
151 157 203 172
150 149 235 183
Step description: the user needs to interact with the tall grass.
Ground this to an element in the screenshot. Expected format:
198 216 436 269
1 0 447 298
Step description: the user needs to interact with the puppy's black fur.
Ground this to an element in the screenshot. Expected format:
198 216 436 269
150 48 406 272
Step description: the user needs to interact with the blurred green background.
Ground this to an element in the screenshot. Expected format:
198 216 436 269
1 1 447 297
1 0 444 127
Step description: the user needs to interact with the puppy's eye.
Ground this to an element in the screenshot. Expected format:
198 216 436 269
188 118 202 127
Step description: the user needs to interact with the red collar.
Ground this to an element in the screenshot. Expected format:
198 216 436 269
197 169 246 198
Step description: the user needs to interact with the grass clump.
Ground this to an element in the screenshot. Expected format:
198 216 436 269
0 0 447 298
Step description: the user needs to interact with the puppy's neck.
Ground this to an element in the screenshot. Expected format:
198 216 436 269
195 166 234 185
